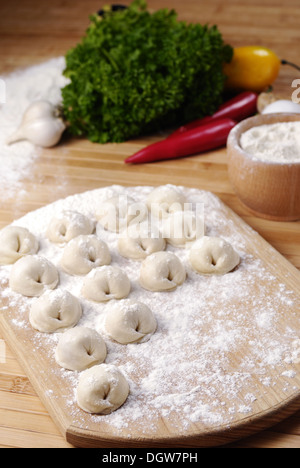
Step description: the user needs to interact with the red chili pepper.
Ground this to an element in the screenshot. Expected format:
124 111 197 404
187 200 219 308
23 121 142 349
125 118 236 164
169 91 257 137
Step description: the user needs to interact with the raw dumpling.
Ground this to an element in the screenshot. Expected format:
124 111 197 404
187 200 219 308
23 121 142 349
104 299 157 344
189 236 240 275
96 195 148 232
161 210 205 247
55 326 107 371
139 251 186 292
118 224 166 260
9 255 59 297
29 289 82 333
0 226 39 265
60 234 111 276
76 364 129 414
81 265 131 302
146 185 186 218
46 210 95 244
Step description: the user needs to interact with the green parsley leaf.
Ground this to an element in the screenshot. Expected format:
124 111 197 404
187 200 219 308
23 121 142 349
62 0 233 143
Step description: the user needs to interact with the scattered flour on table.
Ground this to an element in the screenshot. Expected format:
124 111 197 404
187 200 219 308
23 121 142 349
0 185 299 436
0 57 68 199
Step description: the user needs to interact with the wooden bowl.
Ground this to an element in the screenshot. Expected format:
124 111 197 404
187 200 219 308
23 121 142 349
227 113 300 221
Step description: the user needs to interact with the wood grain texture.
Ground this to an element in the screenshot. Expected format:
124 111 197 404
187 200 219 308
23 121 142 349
0 0 300 449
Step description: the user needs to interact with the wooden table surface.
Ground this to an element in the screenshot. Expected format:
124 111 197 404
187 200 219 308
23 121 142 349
0 0 300 449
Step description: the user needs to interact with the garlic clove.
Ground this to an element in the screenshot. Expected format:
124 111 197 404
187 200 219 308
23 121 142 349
6 128 26 146
262 99 300 115
9 118 66 148
20 100 60 124
6 100 66 148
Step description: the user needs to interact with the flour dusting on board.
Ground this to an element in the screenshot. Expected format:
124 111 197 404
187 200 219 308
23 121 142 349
0 185 299 438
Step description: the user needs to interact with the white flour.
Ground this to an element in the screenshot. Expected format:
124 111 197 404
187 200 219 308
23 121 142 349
0 57 68 199
0 185 299 440
240 121 300 163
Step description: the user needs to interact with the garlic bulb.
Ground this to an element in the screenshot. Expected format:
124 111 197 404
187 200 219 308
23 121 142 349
6 100 66 148
262 99 300 115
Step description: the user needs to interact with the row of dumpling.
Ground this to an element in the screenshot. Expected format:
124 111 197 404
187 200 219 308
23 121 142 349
0 228 138 415
0 186 241 348
0 222 157 413
94 185 240 277
0 185 241 343
0 193 171 414
0 216 159 414
0 186 240 300
0 186 240 415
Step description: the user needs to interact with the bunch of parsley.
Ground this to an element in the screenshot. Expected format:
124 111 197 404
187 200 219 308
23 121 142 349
62 0 233 143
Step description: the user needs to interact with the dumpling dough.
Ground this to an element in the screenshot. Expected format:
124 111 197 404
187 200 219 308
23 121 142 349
76 363 129 414
81 265 131 302
146 185 186 218
9 255 59 297
118 224 166 260
96 195 148 232
46 210 95 244
55 327 107 371
104 299 157 344
0 226 39 265
29 289 82 333
189 236 240 275
161 210 205 247
139 251 186 291
60 235 111 276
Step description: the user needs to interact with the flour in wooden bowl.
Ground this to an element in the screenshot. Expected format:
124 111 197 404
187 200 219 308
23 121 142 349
240 121 300 163
0 185 299 442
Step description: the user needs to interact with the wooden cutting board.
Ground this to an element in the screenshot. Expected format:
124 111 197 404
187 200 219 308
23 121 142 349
0 185 299 448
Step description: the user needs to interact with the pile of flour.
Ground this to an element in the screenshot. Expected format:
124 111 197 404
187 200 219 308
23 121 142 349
0 57 68 200
240 121 300 163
